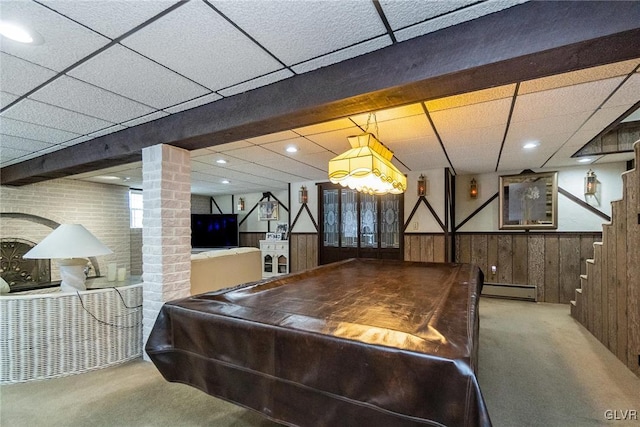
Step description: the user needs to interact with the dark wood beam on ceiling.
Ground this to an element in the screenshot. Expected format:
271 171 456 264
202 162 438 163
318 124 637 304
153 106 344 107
2 0 640 186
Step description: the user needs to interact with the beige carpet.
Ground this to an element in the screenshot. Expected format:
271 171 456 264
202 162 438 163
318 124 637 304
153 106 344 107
1 297 639 426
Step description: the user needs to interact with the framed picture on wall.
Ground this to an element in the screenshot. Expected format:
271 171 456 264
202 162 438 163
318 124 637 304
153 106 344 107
499 171 558 230
258 201 279 221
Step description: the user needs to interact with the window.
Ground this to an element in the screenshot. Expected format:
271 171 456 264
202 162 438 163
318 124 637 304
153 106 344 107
129 189 143 228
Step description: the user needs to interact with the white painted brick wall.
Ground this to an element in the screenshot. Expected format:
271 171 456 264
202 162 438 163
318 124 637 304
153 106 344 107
141 144 191 357
0 179 131 281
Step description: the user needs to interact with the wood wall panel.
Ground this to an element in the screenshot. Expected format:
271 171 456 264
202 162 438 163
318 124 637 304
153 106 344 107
604 223 617 354
290 233 318 273
528 235 545 302
615 199 628 365
625 166 639 376
240 232 264 248
544 236 560 303
403 234 447 263
559 236 581 304
454 232 600 304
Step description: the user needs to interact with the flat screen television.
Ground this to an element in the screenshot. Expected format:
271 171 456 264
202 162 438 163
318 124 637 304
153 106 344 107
191 214 239 249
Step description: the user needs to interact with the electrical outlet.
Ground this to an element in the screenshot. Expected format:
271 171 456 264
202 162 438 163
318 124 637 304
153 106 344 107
413 221 418 230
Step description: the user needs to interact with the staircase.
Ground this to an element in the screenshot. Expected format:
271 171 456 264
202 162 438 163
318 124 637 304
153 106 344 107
570 140 639 377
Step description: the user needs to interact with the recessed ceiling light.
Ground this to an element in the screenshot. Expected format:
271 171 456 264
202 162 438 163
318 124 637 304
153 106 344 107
96 176 121 181
285 146 298 153
222 179 230 184
523 142 539 149
0 21 43 44
578 158 592 163
216 159 227 164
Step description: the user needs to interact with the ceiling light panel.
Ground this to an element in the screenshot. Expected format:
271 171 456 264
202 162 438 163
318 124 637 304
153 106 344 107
68 44 210 109
2 98 113 135
121 0 283 91
394 0 526 42
0 0 109 72
43 0 179 39
29 76 155 123
0 116 79 143
0 52 57 97
212 0 386 66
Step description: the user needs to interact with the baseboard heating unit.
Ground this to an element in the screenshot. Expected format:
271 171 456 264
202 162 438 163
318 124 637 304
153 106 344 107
481 283 536 301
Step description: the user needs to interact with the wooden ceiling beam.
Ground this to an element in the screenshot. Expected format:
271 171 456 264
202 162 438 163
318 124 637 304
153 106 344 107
2 1 640 186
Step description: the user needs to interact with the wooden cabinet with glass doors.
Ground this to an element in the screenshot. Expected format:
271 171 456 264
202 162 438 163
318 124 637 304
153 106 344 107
318 183 403 265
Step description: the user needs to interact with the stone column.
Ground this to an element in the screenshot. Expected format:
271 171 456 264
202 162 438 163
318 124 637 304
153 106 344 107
141 144 191 359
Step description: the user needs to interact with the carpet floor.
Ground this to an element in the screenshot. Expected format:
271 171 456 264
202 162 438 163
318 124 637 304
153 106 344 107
1 297 639 426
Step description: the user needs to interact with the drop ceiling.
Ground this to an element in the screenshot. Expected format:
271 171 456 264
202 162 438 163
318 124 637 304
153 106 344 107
1 0 639 195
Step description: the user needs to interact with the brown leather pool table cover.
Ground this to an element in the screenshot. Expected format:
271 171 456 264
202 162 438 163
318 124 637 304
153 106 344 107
146 259 491 426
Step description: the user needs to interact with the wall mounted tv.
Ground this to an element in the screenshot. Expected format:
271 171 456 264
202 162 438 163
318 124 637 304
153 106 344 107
191 214 239 249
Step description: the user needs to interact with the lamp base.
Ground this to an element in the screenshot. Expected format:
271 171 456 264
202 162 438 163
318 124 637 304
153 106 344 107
57 258 88 292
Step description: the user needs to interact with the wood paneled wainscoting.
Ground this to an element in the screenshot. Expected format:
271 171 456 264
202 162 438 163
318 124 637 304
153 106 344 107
404 234 447 263
239 232 265 249
290 233 318 273
455 232 600 304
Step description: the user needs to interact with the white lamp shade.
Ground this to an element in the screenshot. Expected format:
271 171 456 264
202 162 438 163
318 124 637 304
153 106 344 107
23 224 113 259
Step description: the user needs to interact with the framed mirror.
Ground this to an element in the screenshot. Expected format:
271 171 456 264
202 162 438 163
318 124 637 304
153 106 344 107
499 171 558 229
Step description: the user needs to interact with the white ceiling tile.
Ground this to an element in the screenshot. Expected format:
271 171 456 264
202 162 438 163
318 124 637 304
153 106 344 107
425 85 515 112
224 145 288 163
0 91 19 109
294 118 355 136
261 137 326 156
218 69 294 97
395 0 526 42
44 0 181 39
192 153 250 168
305 126 363 155
86 124 127 139
0 134 56 152
511 78 624 123
594 152 635 164
0 0 110 71
578 105 631 134
121 0 283 91
292 36 392 74
380 0 479 31
164 93 222 114
213 0 386 66
223 162 299 183
0 52 57 97
247 130 300 145
442 125 506 174
1 98 113 134
430 98 512 132
122 111 169 128
391 139 451 171
519 59 640 94
68 44 210 109
29 76 155 123
0 146 30 163
601 73 640 109
351 103 426 126
208 140 254 152
0 116 80 143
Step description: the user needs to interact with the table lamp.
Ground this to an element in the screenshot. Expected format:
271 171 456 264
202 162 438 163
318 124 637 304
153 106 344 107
23 224 113 292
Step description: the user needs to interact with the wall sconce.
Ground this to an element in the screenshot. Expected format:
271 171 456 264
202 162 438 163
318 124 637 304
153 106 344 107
469 178 478 199
584 169 597 196
237 197 245 211
417 174 427 197
299 186 308 204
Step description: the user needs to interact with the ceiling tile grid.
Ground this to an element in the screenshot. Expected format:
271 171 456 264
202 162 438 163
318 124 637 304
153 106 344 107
68 44 211 109
29 75 156 123
0 0 110 72
121 0 283 92
0 115 80 144
0 52 57 97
